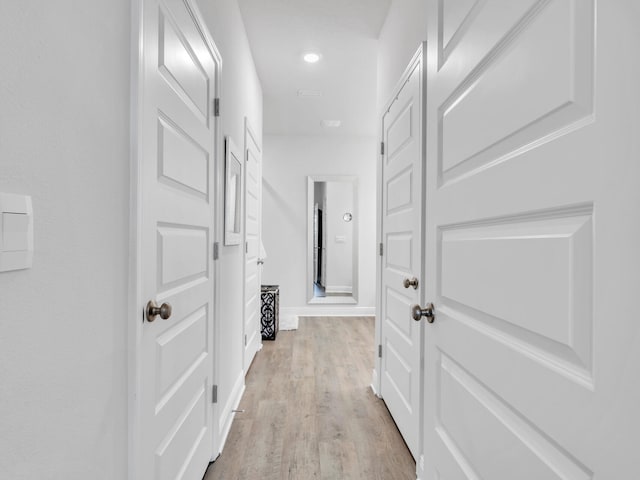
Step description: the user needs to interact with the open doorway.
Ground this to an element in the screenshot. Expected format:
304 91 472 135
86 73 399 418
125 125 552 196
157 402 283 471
312 181 328 296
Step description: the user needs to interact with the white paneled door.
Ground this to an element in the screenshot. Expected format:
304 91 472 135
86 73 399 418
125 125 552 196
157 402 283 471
243 120 262 372
422 0 640 478
379 48 425 459
135 0 220 479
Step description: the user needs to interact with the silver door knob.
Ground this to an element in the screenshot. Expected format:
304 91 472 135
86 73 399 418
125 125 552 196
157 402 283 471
257 258 265 265
411 303 435 323
403 277 419 289
146 300 172 322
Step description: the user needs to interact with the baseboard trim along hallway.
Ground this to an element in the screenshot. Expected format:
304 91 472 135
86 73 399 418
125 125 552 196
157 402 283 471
279 308 377 330
204 316 416 480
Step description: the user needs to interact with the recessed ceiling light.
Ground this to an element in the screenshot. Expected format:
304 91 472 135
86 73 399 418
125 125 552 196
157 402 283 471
321 120 341 128
303 52 321 63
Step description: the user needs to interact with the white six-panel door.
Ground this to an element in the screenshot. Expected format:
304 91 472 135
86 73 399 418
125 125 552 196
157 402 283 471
379 48 425 459
421 0 640 478
243 120 262 372
136 0 220 478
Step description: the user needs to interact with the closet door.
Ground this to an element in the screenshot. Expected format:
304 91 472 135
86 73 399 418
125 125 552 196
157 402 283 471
421 1 640 478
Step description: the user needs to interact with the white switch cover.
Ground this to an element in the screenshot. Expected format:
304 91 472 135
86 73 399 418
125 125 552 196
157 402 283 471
3 213 29 251
0 193 33 272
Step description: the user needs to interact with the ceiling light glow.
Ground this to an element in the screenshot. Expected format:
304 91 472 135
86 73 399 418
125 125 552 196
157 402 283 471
303 52 321 63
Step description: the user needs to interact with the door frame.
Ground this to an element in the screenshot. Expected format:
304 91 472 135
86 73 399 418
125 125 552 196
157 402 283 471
373 41 427 473
128 0 223 477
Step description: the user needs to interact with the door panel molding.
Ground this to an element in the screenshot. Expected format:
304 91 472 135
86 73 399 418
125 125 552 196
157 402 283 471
438 0 595 187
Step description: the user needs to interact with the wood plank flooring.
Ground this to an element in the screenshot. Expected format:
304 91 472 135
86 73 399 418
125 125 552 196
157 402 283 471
203 316 416 480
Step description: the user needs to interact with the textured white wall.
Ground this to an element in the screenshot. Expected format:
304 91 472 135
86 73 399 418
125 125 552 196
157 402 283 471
196 0 263 448
377 0 428 109
0 1 130 478
0 0 262 476
261 135 377 327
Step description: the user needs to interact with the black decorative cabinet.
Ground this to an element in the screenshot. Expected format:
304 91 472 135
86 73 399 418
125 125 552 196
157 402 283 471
260 285 279 340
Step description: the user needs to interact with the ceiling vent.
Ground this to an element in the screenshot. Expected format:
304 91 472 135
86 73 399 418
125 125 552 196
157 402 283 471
321 120 341 128
297 89 323 97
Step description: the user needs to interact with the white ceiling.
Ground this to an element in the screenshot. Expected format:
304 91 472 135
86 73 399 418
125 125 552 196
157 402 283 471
238 0 391 136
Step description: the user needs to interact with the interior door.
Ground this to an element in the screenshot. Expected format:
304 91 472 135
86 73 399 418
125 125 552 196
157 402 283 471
243 120 262 372
137 0 220 478
379 48 425 459
422 0 640 478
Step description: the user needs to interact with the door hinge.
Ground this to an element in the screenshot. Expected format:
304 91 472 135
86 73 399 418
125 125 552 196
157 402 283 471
212 385 218 404
378 344 383 358
246 241 249 254
379 243 384 256
213 98 220 117
244 334 247 346
213 242 220 260
380 142 385 155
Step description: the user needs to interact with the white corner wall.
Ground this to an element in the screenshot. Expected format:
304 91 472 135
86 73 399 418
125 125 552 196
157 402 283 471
195 0 263 452
0 1 131 478
261 135 377 328
377 0 428 109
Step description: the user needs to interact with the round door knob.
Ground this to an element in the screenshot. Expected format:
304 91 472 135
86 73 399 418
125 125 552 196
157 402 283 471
403 277 419 289
411 303 435 323
146 300 172 322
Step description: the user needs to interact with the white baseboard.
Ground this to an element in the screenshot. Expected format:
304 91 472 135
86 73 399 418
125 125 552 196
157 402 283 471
416 454 424 480
325 285 353 294
217 372 245 455
279 310 299 330
280 306 375 330
370 368 381 398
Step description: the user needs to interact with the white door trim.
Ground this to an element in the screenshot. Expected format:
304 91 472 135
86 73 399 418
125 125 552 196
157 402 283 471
373 41 427 472
128 0 223 477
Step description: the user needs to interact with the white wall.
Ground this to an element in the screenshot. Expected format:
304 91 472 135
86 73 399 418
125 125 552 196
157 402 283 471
195 0 263 450
325 182 354 293
0 1 130 478
0 0 262 476
377 0 428 109
262 135 377 327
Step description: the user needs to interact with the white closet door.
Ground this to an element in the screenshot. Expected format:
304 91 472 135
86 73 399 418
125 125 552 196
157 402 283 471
421 1 640 478
379 49 425 459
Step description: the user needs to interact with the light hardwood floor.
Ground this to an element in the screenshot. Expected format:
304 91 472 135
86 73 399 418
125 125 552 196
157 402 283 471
204 316 416 480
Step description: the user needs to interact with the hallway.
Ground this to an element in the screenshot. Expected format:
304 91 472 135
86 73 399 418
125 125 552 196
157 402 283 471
204 317 415 479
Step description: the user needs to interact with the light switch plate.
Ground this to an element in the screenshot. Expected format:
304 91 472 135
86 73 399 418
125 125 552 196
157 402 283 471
3 213 30 251
0 193 33 272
